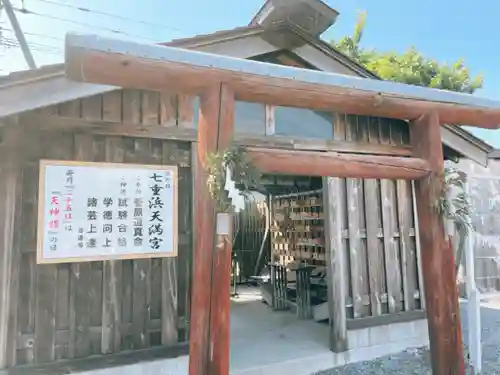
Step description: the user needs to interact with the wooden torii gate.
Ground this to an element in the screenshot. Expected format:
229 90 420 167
64 33 500 375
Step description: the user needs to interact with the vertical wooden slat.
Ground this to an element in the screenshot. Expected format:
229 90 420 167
0 125 23 369
55 264 70 360
161 141 179 345
411 112 465 375
34 132 74 363
322 176 347 352
68 134 93 359
102 137 124 353
58 100 81 118
34 265 58 363
16 124 42 366
120 99 138 350
141 91 160 126
102 91 123 123
359 116 382 317
82 95 103 120
160 92 178 127
345 115 362 318
396 180 416 311
178 94 196 128
122 89 142 124
379 118 403 313
411 181 426 309
80 94 106 357
130 139 152 349
365 182 382 316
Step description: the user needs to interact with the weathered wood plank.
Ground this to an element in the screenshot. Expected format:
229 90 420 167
148 140 163 346
380 121 403 313
58 100 81 118
0 125 23 368
411 112 465 375
102 91 123 123
359 116 383 317
346 310 426 330
322 177 348 352
364 180 382 316
411 181 426 310
130 138 152 349
161 141 179 345
55 264 70 360
177 94 195 128
141 91 160 126
160 92 178 127
344 116 362 319
122 89 142 124
34 132 73 363
82 95 103 121
101 137 124 354
396 180 416 311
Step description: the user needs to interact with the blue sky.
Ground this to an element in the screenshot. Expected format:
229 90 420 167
3 0 499 145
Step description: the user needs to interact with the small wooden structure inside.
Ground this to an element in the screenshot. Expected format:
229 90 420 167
59 30 500 375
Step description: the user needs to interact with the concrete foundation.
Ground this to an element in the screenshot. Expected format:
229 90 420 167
24 287 429 375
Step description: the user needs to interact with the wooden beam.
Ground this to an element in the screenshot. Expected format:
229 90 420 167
65 33 500 128
322 177 347 352
346 310 426 330
410 112 465 375
208 84 234 375
247 148 431 180
20 113 413 157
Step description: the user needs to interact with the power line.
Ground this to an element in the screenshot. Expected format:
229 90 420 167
1 26 63 41
2 35 63 55
30 0 183 34
12 5 161 42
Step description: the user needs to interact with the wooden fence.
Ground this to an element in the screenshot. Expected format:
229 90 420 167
270 181 425 320
232 199 268 283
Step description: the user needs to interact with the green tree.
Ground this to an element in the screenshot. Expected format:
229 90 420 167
333 12 479 278
332 12 483 93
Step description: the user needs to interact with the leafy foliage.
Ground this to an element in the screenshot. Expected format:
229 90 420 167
331 12 483 93
205 145 262 213
434 166 472 273
333 12 479 273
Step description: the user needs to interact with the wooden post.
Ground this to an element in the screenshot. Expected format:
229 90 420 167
189 83 234 375
208 84 235 375
322 177 348 352
410 112 465 375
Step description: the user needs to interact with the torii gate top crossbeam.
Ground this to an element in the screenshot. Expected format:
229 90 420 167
65 32 500 129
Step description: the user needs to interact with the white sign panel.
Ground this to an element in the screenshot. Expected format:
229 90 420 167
37 160 178 264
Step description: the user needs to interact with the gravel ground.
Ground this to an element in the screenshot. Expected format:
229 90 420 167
313 299 500 375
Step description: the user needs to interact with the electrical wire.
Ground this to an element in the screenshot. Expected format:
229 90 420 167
1 27 63 41
1 35 63 56
29 0 183 34
12 6 161 42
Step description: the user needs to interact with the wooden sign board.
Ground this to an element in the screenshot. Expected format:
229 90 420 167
37 160 178 264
